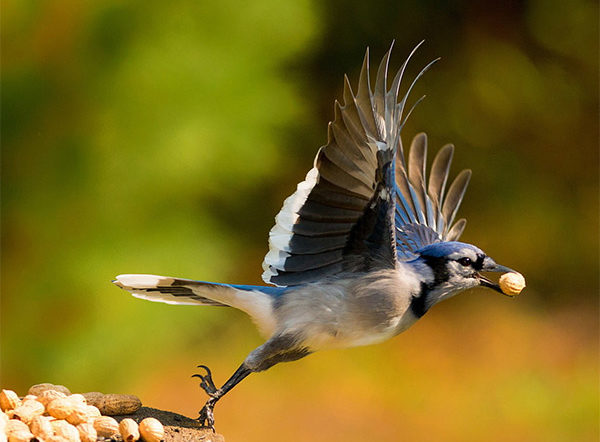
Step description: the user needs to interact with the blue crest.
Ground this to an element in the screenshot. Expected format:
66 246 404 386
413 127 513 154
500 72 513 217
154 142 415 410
417 241 484 258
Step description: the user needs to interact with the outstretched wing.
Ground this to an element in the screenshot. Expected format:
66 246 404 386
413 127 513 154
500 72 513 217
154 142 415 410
262 42 438 287
394 133 471 260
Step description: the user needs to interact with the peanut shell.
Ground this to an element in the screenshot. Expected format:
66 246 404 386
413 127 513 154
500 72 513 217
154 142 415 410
0 410 7 431
28 383 71 396
6 428 35 442
20 399 42 408
0 390 20 412
51 419 80 440
69 393 87 404
99 393 142 415
84 405 101 419
66 401 89 425
46 397 74 420
27 383 55 396
48 384 71 396
77 422 97 442
119 417 140 441
6 419 29 434
29 415 54 440
499 272 526 296
93 415 119 437
9 401 44 425
139 417 164 442
46 436 73 442
36 389 67 408
81 392 103 408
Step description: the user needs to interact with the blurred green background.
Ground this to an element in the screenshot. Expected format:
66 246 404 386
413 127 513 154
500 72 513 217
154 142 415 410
2 0 598 441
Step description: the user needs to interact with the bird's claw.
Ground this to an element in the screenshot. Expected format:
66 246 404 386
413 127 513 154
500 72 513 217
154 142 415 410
197 397 217 430
192 364 219 397
193 366 219 429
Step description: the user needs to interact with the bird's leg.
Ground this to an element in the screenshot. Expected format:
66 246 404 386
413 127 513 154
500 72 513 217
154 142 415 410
192 334 311 429
193 363 252 429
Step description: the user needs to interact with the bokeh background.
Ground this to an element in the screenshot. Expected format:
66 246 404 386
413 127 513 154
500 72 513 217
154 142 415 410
2 1 598 441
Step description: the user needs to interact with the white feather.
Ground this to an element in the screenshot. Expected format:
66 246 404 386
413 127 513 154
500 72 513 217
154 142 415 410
114 274 166 288
262 165 319 283
268 224 294 251
129 290 205 306
375 140 389 151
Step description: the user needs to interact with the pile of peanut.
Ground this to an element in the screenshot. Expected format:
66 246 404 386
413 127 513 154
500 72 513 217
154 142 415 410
1 383 165 441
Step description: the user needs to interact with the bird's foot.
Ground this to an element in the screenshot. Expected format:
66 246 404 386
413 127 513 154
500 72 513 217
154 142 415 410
197 397 217 430
192 364 219 397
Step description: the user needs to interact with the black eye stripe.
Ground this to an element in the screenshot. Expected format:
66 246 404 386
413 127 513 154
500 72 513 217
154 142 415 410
473 255 485 271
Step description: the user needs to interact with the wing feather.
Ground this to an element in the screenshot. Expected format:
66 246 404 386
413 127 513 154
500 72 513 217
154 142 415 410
394 133 472 259
428 143 454 211
441 169 472 230
446 218 467 241
262 44 467 285
354 49 375 132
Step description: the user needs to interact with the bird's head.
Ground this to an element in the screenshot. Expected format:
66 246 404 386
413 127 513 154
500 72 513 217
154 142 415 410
415 241 517 306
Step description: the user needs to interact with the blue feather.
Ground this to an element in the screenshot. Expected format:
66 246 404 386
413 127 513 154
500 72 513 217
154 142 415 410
417 241 484 258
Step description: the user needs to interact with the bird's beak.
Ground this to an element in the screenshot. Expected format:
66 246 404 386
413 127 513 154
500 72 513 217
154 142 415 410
477 257 516 296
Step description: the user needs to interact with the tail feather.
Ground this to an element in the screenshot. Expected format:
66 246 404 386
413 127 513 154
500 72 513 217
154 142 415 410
114 274 232 306
113 274 284 336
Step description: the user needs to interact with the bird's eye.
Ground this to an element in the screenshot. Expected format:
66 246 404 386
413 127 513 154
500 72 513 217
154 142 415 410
458 257 472 267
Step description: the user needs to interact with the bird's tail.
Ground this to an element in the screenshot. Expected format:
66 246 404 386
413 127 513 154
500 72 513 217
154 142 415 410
113 274 284 336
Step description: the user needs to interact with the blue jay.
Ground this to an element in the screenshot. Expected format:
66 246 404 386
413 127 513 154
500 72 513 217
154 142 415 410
114 42 521 428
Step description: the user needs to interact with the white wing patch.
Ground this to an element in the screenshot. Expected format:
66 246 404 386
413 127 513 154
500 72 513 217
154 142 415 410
262 166 319 283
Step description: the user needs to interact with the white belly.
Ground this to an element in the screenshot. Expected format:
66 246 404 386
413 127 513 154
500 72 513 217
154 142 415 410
273 270 422 351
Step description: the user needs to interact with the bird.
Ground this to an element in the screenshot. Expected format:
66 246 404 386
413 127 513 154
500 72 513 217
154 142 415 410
113 42 522 429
